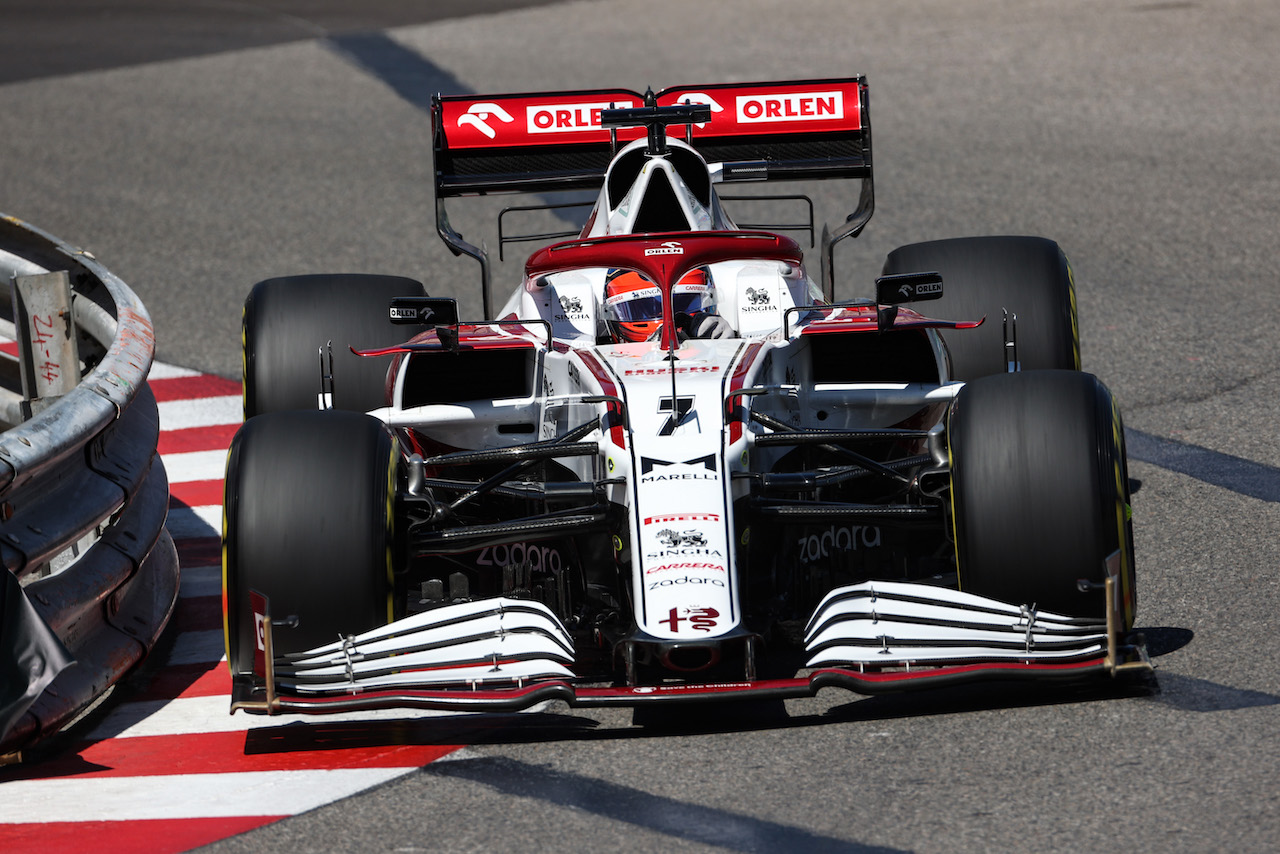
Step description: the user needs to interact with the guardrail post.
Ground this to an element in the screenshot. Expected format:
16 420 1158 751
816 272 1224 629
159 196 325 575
11 270 80 419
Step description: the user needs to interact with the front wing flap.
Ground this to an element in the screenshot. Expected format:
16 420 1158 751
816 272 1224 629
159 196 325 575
804 581 1108 666
231 580 1150 716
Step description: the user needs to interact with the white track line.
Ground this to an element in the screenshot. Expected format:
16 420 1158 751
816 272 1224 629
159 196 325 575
157 395 242 431
0 769 413 822
164 449 229 484
147 363 202 381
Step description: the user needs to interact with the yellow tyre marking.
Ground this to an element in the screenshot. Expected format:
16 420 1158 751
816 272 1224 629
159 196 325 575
385 436 398 626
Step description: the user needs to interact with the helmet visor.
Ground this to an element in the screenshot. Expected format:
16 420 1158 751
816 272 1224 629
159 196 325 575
607 288 663 322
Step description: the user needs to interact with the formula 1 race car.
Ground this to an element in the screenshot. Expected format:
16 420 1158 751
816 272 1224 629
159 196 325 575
222 77 1149 718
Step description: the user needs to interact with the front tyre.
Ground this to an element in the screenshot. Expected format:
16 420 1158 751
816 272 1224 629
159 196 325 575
882 236 1079 381
223 409 399 675
243 273 426 418
948 370 1135 624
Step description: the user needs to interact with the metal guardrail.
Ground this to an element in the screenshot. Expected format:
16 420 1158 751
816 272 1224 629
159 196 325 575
0 213 178 758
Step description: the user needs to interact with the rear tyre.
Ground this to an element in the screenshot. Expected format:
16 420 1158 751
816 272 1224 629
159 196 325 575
223 410 398 675
243 273 426 418
948 370 1135 623
882 236 1079 381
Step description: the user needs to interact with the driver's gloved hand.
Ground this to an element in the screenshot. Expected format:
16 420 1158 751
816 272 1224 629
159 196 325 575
688 312 736 339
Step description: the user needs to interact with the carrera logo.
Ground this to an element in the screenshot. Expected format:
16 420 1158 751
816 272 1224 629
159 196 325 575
526 101 634 133
644 241 684 257
458 102 516 139
736 91 844 123
645 561 726 575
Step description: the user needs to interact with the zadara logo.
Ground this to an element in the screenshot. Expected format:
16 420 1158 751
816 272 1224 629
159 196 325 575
644 241 684 257
457 102 516 139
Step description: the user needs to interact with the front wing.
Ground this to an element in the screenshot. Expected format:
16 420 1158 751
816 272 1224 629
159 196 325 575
231 574 1151 716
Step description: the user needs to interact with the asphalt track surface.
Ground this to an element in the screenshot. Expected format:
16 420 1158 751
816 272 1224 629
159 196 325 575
3 0 1280 851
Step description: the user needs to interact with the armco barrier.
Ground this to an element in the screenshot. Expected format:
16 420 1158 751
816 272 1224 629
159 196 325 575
0 213 178 757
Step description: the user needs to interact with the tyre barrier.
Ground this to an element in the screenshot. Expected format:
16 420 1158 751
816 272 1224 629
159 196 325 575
0 213 178 758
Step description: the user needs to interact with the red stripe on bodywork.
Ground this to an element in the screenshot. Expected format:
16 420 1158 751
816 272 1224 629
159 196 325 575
356 324 541 357
727 342 764 443
799 304 984 334
575 351 626 448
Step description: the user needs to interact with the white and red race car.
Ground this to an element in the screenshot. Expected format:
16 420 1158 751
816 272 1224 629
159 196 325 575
222 77 1148 717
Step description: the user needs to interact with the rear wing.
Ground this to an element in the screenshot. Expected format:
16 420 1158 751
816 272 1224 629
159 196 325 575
433 78 869 195
431 77 873 313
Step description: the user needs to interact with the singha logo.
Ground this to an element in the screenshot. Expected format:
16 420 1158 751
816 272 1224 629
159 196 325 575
745 287 772 305
559 295 584 314
657 529 708 548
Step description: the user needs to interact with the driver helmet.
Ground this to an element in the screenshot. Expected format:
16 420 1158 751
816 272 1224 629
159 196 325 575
604 268 711 343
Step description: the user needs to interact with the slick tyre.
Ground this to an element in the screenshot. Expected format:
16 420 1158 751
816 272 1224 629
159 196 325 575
223 410 398 675
948 370 1136 623
882 236 1079 381
242 273 426 418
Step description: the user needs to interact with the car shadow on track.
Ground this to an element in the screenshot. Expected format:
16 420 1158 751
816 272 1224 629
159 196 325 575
423 753 910 854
